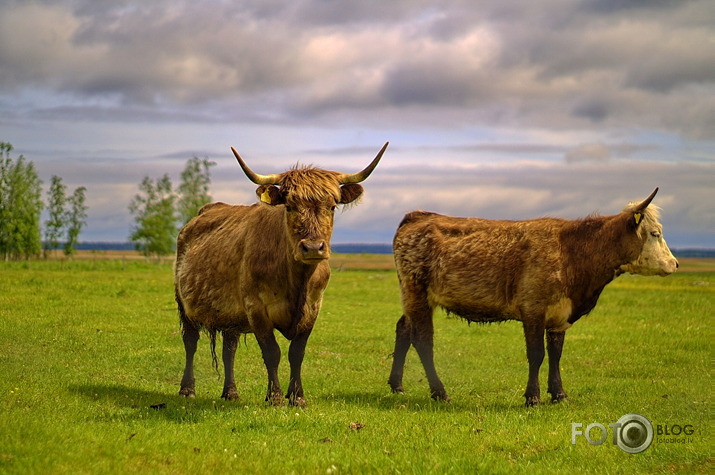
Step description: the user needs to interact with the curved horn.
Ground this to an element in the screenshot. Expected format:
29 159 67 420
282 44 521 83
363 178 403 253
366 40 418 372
231 147 281 185
634 187 659 211
336 142 389 184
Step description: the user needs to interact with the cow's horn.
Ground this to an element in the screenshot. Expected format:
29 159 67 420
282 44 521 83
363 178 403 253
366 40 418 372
337 142 389 184
634 187 659 211
231 147 281 185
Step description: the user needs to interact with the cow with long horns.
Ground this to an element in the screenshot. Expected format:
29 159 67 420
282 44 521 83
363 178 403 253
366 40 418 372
175 142 388 406
388 188 678 406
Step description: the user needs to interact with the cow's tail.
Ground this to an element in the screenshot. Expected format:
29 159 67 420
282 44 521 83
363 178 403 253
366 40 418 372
209 329 220 377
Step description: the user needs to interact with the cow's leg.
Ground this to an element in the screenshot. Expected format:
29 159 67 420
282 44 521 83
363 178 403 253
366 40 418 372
546 330 568 403
413 324 449 401
406 293 448 401
221 330 239 401
179 320 200 398
286 329 312 408
255 330 284 406
523 320 546 406
388 314 411 394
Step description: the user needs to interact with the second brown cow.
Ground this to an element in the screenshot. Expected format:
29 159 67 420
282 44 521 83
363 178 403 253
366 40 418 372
388 188 678 406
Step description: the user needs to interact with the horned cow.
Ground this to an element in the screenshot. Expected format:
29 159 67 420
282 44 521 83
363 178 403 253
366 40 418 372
175 142 388 407
388 188 678 406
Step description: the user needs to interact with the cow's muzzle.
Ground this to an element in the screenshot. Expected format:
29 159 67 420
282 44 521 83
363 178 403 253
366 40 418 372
299 239 329 261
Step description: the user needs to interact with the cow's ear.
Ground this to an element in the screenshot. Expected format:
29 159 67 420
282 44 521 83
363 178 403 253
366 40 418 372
256 185 284 206
627 211 644 231
627 187 657 230
339 183 364 204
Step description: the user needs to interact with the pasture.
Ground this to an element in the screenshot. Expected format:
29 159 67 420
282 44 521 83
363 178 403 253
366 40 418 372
0 256 711 473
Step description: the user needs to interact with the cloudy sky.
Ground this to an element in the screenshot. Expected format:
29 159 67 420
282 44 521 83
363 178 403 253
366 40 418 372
0 0 713 247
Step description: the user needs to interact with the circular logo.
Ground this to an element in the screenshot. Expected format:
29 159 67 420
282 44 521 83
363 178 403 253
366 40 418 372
616 413 653 454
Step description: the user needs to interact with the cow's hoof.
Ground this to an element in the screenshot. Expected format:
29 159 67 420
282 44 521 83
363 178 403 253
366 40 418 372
221 389 239 401
430 391 451 402
525 395 541 407
289 396 307 408
389 384 405 394
550 392 568 403
266 392 286 407
179 387 196 398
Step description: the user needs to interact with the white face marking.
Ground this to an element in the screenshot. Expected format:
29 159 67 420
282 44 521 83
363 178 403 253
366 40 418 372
623 225 679 276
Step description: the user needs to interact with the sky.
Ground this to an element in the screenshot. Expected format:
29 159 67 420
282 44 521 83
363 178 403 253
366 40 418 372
0 0 713 247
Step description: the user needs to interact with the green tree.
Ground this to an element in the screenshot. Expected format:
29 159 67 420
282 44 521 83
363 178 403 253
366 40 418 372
177 156 215 225
64 186 88 257
129 174 177 257
0 142 12 258
44 175 67 257
0 142 43 260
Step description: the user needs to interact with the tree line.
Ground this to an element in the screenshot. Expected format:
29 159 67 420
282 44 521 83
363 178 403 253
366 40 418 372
0 140 216 260
128 157 215 257
0 142 87 260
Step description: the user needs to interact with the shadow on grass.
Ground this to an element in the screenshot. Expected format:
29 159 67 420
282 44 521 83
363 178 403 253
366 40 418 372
68 383 249 423
69 382 536 423
317 384 578 414
315 389 524 414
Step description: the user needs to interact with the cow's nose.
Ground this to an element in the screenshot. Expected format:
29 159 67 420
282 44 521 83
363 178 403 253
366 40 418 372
299 240 327 260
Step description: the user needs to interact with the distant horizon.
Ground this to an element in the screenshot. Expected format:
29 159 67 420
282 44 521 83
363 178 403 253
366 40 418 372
69 241 715 258
75 240 715 249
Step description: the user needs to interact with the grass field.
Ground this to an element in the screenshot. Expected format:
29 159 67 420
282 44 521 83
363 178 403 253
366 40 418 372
0 256 711 473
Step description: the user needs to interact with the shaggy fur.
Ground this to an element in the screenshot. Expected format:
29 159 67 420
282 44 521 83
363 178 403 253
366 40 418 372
173 148 384 407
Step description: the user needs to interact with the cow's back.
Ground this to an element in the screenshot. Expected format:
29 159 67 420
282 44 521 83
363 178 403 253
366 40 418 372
176 202 255 268
394 211 567 321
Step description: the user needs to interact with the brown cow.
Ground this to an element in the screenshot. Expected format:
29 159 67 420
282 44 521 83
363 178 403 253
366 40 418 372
388 188 678 406
175 142 388 407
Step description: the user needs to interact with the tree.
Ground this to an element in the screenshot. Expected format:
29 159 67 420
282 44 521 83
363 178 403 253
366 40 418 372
0 142 12 258
0 142 43 260
129 174 177 257
177 156 215 225
64 186 88 257
44 175 67 256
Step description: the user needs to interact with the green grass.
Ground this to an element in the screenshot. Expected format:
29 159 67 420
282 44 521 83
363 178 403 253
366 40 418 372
0 259 711 474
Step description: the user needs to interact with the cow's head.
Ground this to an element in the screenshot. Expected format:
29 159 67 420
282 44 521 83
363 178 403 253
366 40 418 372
231 143 388 263
620 187 679 276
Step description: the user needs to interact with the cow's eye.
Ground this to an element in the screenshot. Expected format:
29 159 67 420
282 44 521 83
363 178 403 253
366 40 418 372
650 231 661 238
